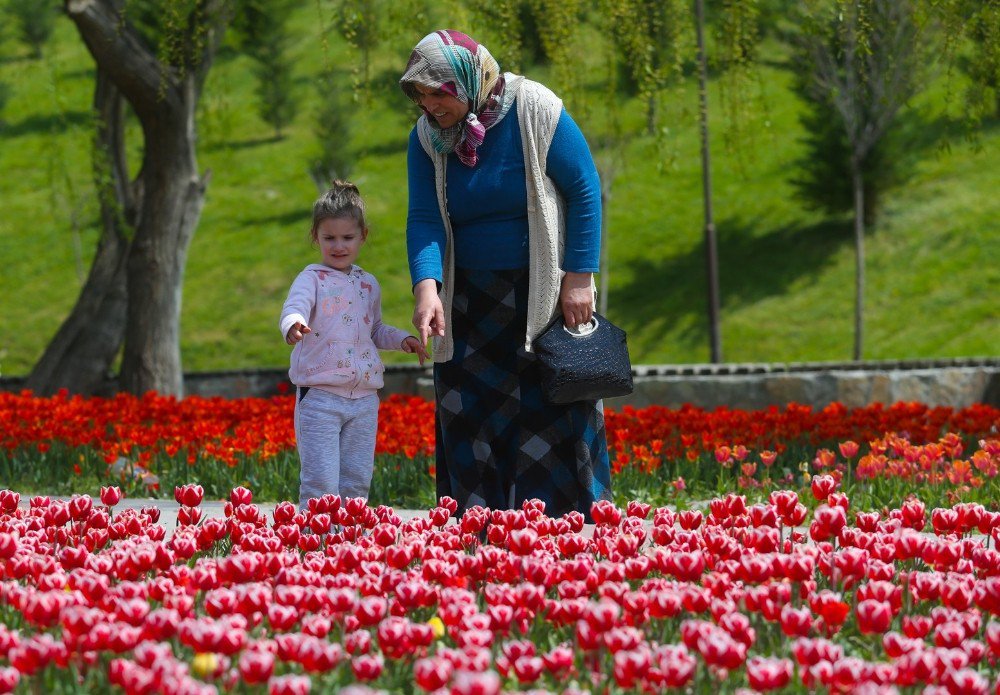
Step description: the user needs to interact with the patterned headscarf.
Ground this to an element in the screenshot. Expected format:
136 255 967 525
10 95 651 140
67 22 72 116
400 30 517 167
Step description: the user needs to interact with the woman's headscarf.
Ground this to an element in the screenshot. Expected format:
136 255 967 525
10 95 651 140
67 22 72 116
400 30 517 167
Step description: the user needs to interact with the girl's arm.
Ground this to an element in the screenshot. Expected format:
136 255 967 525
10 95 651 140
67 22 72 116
368 277 413 351
279 271 315 341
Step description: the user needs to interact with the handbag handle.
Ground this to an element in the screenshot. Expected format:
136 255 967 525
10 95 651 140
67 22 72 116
563 317 599 338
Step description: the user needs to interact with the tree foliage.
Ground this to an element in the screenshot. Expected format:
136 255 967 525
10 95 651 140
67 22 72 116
232 0 297 137
602 0 688 134
791 0 922 360
308 68 353 192
790 0 920 225
5 0 58 58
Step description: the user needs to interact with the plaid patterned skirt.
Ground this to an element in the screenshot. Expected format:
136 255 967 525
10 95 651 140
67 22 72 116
434 267 612 520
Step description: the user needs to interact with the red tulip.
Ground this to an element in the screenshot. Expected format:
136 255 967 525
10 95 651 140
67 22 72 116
0 533 17 560
449 670 500 695
351 653 384 681
100 486 122 507
591 500 622 526
812 504 847 539
237 650 274 684
932 508 960 535
626 501 651 519
901 499 926 530
177 505 202 526
511 655 544 684
934 621 967 648
267 604 300 631
268 674 311 695
508 528 539 555
174 484 204 507
902 614 933 639
783 502 809 527
856 599 893 634
0 490 18 514
428 506 450 527
108 659 155 694
810 592 851 631
855 511 880 532
677 509 703 530
746 656 793 691
811 474 837 501
943 668 989 695
230 486 253 506
541 644 574 676
414 656 452 691
0 666 19 694
658 647 696 688
343 496 367 519
838 440 860 458
780 605 814 637
308 513 331 535
697 628 747 670
612 648 650 688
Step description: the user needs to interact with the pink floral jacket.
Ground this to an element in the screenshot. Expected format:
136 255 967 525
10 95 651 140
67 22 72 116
280 264 410 398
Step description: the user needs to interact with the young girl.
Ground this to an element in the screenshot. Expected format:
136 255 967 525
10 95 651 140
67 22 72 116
280 180 428 509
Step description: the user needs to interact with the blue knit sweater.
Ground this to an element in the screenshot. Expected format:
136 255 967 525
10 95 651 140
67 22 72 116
406 106 601 286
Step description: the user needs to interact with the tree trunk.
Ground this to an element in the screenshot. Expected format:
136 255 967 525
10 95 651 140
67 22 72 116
26 69 132 396
120 85 207 397
62 0 222 397
852 159 865 362
598 169 613 316
696 0 722 363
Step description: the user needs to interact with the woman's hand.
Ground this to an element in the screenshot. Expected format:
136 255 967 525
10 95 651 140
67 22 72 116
412 278 446 348
560 272 594 328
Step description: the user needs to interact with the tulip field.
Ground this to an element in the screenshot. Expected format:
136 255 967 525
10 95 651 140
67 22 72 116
1 392 1000 692
2 391 999 510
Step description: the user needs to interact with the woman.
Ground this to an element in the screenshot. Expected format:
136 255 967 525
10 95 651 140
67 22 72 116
400 29 611 520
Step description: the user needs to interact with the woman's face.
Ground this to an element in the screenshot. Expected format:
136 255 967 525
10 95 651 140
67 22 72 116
412 83 470 129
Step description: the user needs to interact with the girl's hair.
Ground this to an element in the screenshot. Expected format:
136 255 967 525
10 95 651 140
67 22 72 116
310 180 367 240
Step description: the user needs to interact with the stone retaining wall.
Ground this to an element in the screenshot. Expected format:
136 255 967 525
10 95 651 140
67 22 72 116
4 358 997 409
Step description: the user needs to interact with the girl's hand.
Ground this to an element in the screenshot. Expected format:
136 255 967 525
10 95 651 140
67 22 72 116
412 278 446 347
286 322 311 345
401 336 430 366
559 272 595 328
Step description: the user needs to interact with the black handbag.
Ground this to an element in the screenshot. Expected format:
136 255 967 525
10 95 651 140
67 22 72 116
533 311 634 404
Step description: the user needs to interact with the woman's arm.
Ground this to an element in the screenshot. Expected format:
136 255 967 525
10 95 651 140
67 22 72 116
546 109 602 274
406 129 447 288
547 109 602 326
405 128 448 346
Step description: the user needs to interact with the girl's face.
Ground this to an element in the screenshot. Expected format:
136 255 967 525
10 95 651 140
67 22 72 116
412 83 470 129
315 217 366 272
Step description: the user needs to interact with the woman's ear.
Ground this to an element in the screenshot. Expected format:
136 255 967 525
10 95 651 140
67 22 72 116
361 227 369 242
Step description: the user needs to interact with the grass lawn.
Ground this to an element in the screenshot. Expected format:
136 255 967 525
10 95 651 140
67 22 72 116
0 13 996 378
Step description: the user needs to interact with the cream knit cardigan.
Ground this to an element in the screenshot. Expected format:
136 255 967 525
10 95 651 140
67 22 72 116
416 74 577 363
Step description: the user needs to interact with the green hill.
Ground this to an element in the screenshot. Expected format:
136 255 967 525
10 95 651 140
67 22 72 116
0 12 997 378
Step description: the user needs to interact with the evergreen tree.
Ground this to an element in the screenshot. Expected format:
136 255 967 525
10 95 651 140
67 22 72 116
308 69 353 192
232 0 297 137
5 0 58 58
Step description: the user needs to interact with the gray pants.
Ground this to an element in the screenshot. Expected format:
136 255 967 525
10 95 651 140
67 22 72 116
294 387 379 509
